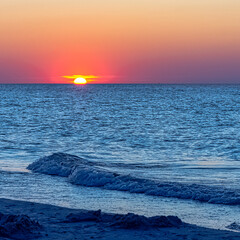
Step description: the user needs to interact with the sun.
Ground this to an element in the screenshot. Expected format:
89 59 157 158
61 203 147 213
74 77 87 85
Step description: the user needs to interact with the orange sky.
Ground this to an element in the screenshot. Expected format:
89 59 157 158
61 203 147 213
0 0 240 83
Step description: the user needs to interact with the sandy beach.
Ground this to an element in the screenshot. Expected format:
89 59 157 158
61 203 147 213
1 198 240 240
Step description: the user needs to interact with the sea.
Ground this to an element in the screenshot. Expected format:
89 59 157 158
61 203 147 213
1 84 240 230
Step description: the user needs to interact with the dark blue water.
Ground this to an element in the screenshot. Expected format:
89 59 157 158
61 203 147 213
1 84 240 230
1 84 240 184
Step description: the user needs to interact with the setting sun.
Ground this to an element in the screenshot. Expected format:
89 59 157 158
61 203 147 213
74 78 87 84
62 75 99 84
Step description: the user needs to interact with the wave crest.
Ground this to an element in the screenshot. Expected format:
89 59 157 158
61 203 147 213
27 153 240 205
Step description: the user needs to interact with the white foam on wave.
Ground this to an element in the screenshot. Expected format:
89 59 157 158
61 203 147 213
27 153 240 205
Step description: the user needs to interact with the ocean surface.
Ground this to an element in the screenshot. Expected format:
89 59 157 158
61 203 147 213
1 84 240 230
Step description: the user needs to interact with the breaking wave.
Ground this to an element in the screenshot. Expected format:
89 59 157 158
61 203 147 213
27 153 240 205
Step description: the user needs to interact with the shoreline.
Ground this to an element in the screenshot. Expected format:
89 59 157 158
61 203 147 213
1 198 240 239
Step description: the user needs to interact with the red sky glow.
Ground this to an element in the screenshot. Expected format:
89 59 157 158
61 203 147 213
0 0 240 84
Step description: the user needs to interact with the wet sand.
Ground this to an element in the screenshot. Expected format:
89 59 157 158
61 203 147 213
1 198 240 240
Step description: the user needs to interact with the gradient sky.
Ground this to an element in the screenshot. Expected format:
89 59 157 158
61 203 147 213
1 0 240 84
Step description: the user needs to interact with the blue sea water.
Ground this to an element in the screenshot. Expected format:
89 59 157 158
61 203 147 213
1 84 240 230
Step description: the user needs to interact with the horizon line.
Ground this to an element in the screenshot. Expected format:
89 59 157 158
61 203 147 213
0 83 240 85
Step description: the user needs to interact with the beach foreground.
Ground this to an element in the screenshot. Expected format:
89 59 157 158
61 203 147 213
0 198 240 240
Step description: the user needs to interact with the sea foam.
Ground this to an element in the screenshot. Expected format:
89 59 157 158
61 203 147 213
27 153 240 205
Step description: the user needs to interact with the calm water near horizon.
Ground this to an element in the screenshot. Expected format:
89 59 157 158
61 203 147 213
1 84 240 230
